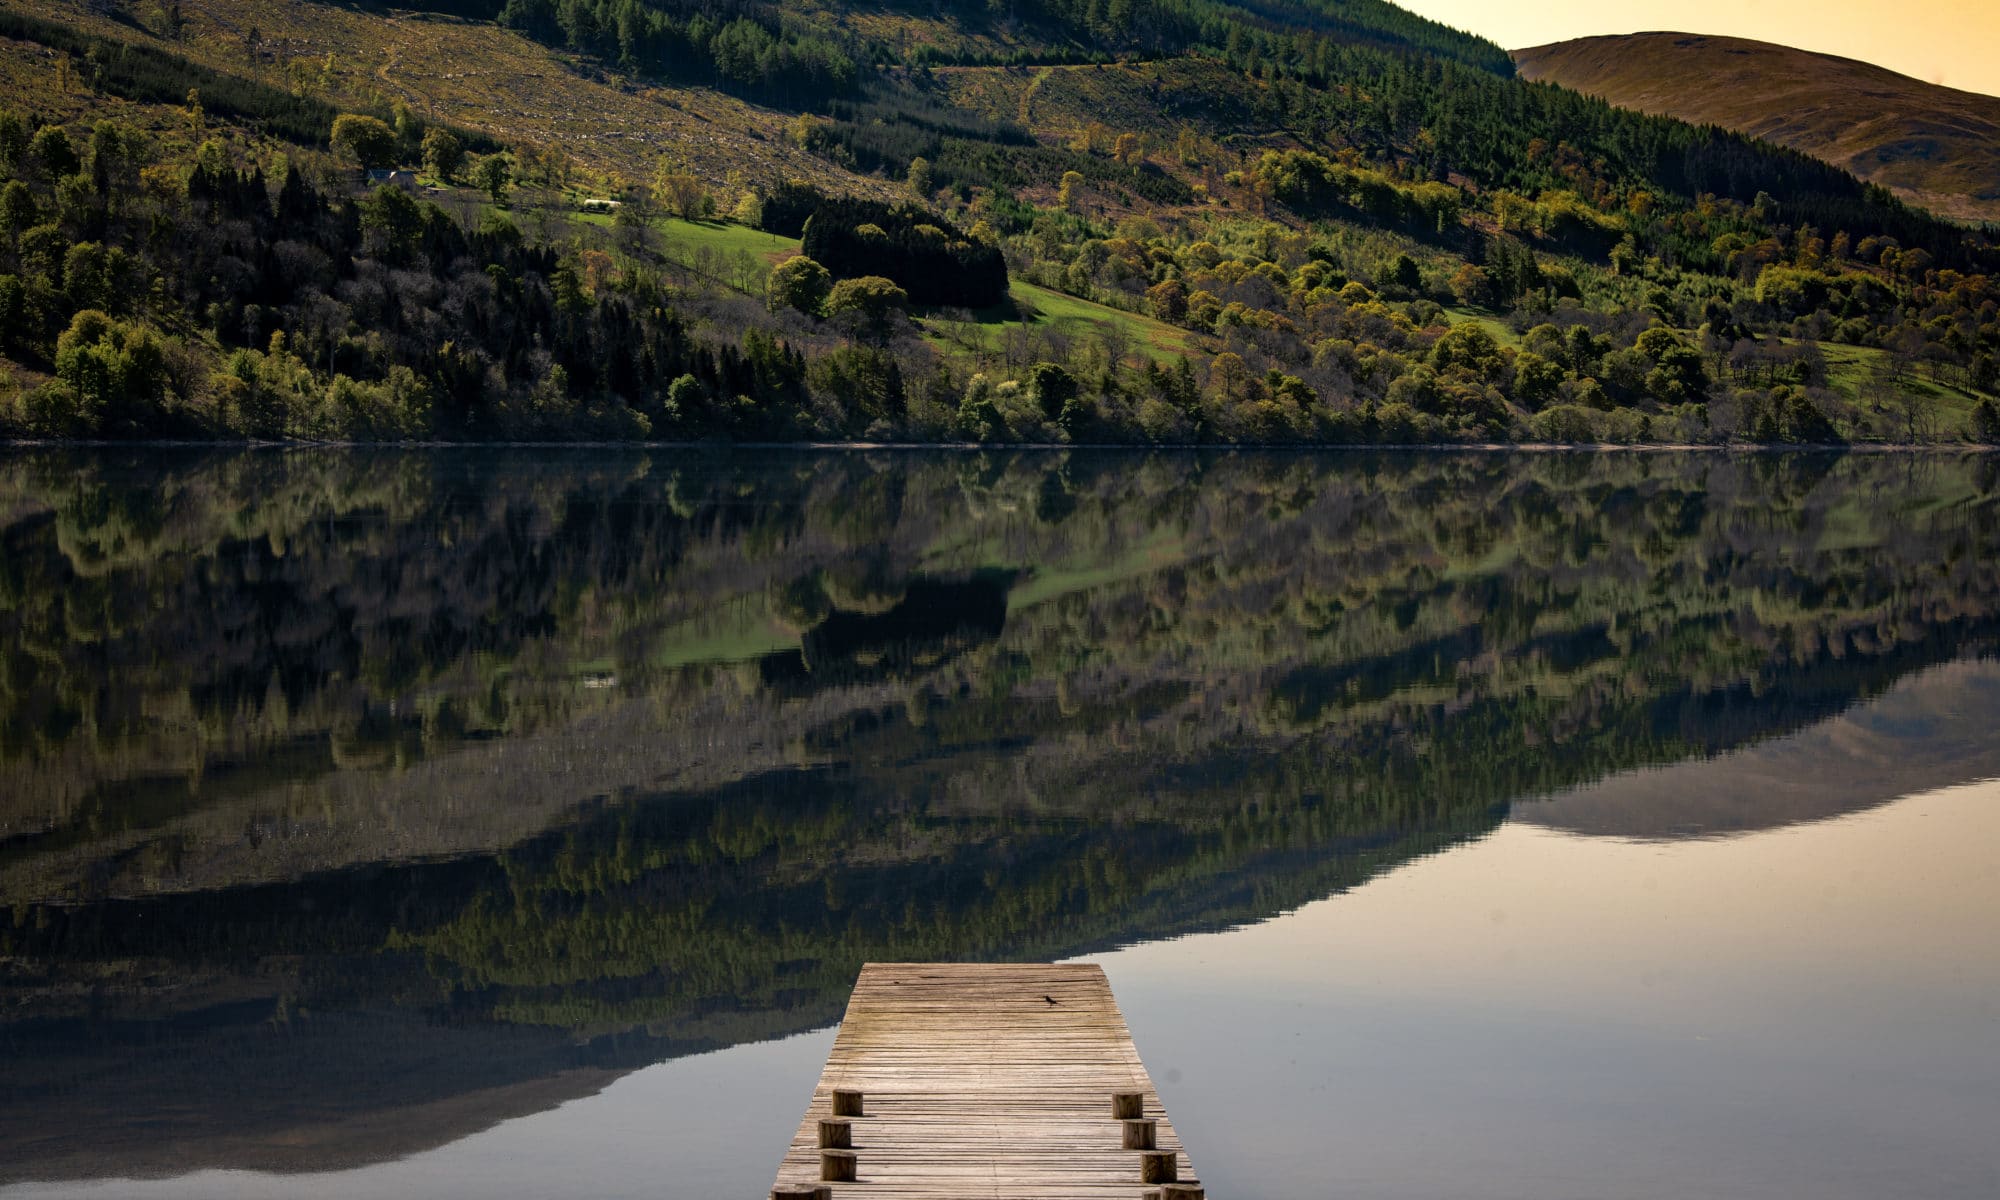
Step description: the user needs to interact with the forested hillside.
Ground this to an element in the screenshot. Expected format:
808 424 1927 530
0 0 1996 444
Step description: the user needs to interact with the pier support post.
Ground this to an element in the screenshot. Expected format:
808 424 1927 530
832 1089 865 1117
1159 1185 1206 1200
770 1187 831 1200
820 1150 858 1182
1122 1118 1158 1150
1112 1091 1144 1119
1140 1150 1178 1184
817 1119 853 1149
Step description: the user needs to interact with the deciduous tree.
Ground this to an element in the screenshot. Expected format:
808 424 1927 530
1057 171 1084 213
473 154 513 205
826 275 907 343
330 114 397 169
656 170 707 220
768 255 832 316
1031 362 1078 421
421 128 465 184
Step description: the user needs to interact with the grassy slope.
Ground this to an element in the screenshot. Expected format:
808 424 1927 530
928 57 1272 204
660 217 798 260
8 0 1294 205
1514 32 2000 224
1813 342 1992 440
0 4 1284 229
968 282 1199 364
1441 306 1521 348
0 3 1585 399
591 211 1202 365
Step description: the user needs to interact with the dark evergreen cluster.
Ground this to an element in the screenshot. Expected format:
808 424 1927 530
483 0 1514 90
758 179 830 238
497 0 861 100
942 0 1516 74
800 199 1009 307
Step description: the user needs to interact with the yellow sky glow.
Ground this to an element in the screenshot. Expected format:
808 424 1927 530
1395 0 2000 98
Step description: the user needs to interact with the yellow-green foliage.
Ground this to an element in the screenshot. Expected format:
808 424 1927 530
1251 150 1463 229
1754 264 1894 317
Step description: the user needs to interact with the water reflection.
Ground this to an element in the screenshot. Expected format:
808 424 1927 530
1520 658 2000 838
1 448 1998 1188
1110 779 2000 1200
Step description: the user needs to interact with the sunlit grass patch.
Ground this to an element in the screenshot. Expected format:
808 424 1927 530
922 282 1195 368
1441 306 1522 348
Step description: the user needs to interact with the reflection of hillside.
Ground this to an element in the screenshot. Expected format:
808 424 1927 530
2 1006 631 1183
1517 658 2000 840
761 573 1014 693
2 449 2000 1181
6 450 1998 900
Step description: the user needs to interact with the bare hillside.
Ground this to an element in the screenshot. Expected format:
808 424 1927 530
1515 32 2000 224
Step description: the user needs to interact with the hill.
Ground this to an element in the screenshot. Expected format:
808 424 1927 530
0 1 1996 447
1514 32 2000 225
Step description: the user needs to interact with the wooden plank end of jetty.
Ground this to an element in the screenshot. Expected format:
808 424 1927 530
768 962 1200 1199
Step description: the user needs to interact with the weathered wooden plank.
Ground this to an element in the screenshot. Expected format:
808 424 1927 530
769 962 1199 1200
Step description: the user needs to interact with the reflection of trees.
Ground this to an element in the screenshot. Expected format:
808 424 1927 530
2 447 1998 1169
2 448 1997 864
760 571 1015 692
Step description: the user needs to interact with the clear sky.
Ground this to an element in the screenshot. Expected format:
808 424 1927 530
1394 0 2000 98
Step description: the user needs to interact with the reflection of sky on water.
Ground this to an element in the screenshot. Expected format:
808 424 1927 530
17 780 1995 1200
1108 779 2000 1200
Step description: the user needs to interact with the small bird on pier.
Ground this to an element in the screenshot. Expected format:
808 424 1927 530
1044 995 1060 1005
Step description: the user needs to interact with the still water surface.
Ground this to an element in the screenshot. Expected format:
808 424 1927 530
1 448 1996 1199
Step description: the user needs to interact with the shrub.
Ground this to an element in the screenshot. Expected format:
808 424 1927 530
1531 404 1603 443
53 309 170 432
16 379 95 437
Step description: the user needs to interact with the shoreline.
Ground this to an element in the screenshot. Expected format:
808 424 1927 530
1 439 1994 454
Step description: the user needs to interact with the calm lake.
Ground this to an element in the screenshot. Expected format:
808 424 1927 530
1 448 1997 1200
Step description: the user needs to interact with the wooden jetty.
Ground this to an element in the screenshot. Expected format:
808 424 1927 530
769 962 1204 1200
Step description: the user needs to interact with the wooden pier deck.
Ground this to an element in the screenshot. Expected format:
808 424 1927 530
769 962 1201 1200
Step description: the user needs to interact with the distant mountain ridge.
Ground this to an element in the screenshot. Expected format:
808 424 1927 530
1514 31 2000 225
